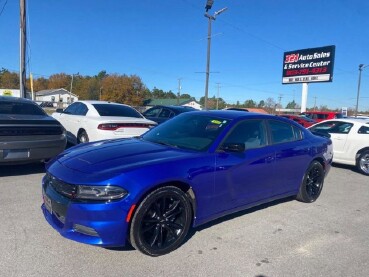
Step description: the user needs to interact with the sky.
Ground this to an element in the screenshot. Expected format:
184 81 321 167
1 0 369 111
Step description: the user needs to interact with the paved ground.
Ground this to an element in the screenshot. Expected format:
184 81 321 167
0 163 368 277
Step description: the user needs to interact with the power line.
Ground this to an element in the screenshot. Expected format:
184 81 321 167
0 0 8 17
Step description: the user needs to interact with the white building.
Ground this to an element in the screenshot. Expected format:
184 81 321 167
35 88 79 108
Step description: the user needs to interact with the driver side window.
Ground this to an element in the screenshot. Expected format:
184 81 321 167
223 120 266 150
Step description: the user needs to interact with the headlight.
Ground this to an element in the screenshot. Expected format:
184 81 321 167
76 185 127 201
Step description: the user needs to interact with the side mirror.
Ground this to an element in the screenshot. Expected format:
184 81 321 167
56 108 64 113
220 142 245 152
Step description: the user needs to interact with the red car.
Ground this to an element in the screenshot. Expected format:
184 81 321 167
301 111 343 122
279 114 317 128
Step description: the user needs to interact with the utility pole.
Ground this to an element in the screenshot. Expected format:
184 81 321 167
69 74 76 104
20 0 27 98
313 96 317 111
203 5 227 110
177 78 182 105
216 82 221 110
278 94 283 114
355 64 368 117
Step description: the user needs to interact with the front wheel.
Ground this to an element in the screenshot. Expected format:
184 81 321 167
297 161 324 203
357 150 369 176
129 186 192 256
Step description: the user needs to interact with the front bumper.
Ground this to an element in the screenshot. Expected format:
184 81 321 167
41 181 131 247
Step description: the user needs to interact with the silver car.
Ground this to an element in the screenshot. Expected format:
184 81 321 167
0 96 67 164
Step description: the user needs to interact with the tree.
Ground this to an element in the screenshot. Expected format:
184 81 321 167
257 100 265 108
101 74 146 106
286 100 297 109
180 93 191 99
264 97 276 114
244 99 256 108
48 73 71 90
0 69 19 89
151 87 166 99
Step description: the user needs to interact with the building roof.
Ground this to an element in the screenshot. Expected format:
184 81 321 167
36 88 78 97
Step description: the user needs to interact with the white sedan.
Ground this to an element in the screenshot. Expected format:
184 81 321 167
309 118 369 175
52 101 157 144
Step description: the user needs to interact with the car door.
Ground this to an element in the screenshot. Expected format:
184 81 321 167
267 119 311 195
213 119 276 213
311 121 353 161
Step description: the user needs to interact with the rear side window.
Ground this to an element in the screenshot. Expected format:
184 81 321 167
269 120 302 144
310 121 353 134
358 126 369 134
93 104 143 118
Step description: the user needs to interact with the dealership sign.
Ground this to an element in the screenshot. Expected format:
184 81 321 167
282 45 335 84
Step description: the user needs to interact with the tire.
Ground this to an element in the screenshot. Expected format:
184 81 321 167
297 161 324 203
130 186 192 256
77 130 89 144
357 150 369 176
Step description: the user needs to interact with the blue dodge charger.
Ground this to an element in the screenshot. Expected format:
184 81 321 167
41 111 332 256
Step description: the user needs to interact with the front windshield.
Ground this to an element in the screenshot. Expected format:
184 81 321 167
142 113 231 151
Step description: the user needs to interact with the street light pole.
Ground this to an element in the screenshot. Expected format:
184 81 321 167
204 7 227 110
355 64 368 117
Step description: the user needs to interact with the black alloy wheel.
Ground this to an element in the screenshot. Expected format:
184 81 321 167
77 130 89 144
130 186 192 256
297 161 324 203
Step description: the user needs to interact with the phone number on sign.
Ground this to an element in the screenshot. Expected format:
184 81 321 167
285 67 327 76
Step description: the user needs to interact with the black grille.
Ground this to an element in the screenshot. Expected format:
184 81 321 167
0 126 64 136
0 126 63 136
44 173 77 199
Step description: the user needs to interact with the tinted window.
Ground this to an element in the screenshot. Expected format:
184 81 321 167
310 121 353 134
358 125 369 134
269 120 298 144
63 102 80 115
158 109 172 118
143 114 231 151
75 103 88 115
0 101 46 115
223 120 266 149
93 104 143 118
143 107 161 117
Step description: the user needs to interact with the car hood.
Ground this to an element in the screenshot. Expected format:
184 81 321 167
53 138 195 175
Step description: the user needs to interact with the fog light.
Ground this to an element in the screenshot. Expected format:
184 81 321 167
73 224 99 237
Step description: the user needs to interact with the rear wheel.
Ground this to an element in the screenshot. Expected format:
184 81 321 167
130 186 192 256
297 161 324 203
357 150 369 176
77 130 89 144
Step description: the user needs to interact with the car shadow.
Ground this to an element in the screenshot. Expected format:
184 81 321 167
185 196 295 243
109 196 295 253
331 162 360 174
0 162 46 177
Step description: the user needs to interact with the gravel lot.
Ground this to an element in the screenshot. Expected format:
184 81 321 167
0 163 368 277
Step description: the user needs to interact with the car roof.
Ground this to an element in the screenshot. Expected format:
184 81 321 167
149 105 195 111
77 100 127 105
313 118 369 125
190 110 281 121
0 96 36 104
